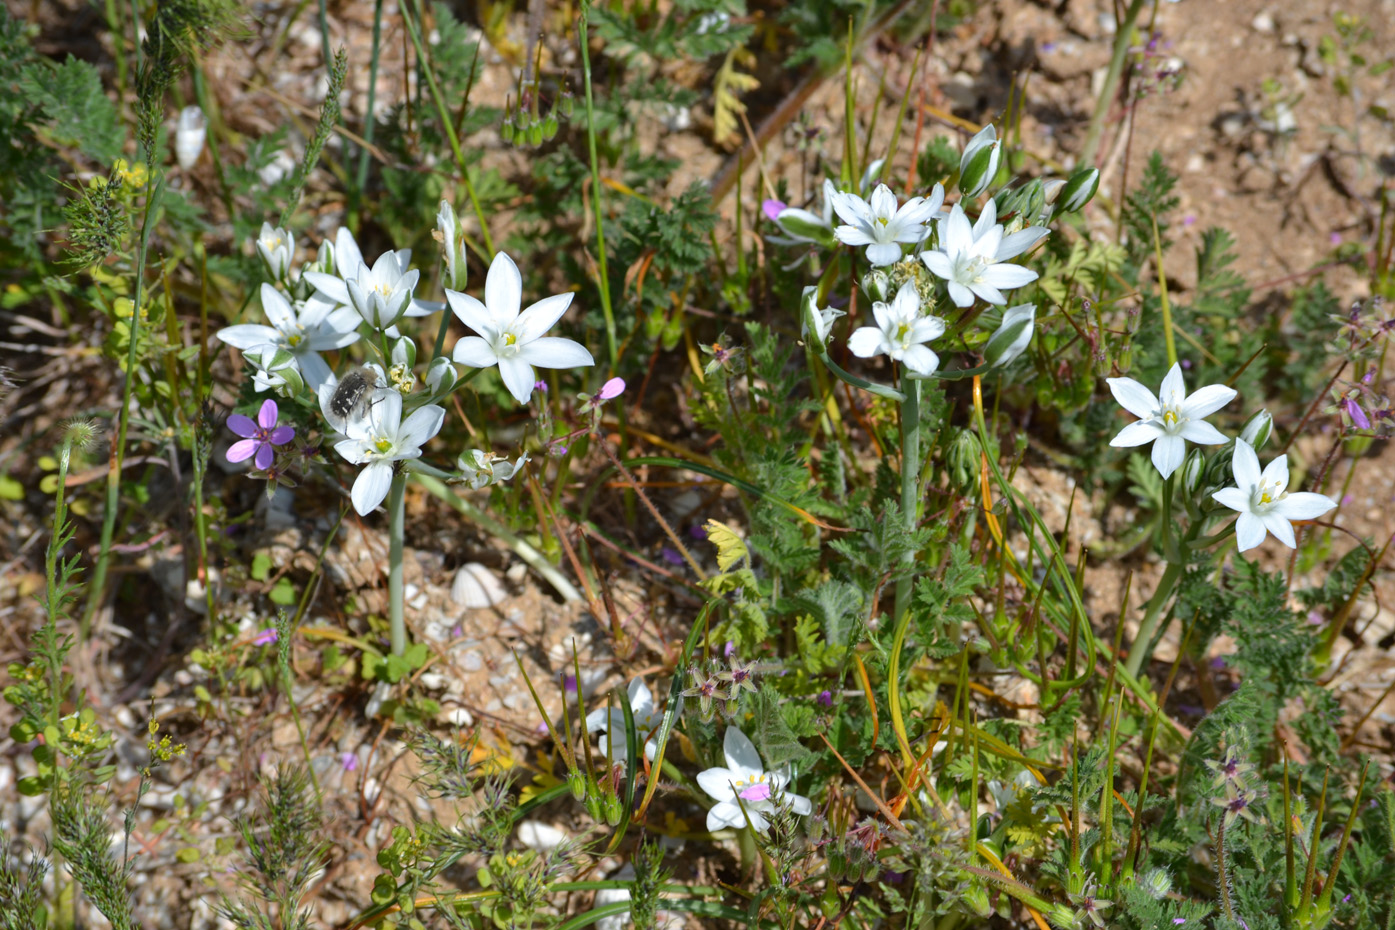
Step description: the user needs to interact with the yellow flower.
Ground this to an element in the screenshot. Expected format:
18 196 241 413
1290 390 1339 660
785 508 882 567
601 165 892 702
114 158 149 189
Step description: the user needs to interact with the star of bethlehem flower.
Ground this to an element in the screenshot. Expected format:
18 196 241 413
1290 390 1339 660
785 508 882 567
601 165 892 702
767 179 839 250
255 222 294 281
1211 439 1336 551
216 283 361 391
303 227 440 331
832 182 945 267
847 281 945 376
800 285 844 344
322 387 445 515
226 399 294 470
448 251 595 405
1107 362 1236 478
696 727 812 834
585 678 662 763
919 201 1048 307
456 449 529 490
244 345 299 393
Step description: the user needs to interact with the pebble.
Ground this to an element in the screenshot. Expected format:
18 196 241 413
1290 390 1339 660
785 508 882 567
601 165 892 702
517 820 568 851
1251 10 1275 33
451 563 508 608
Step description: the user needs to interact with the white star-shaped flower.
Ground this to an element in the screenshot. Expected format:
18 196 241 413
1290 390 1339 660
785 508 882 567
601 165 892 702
1211 440 1336 551
919 202 1048 307
832 183 945 267
323 387 444 515
696 727 812 834
217 284 360 390
448 251 595 405
847 281 945 376
584 678 662 763
1107 362 1236 478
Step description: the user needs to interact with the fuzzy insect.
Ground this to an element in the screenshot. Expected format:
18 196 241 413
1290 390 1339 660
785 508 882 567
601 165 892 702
328 367 381 427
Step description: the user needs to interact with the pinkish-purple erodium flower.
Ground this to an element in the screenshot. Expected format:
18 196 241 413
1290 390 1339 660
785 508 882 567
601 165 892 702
534 379 549 395
227 399 294 470
1342 397 1371 429
762 199 786 222
597 377 626 401
340 751 358 772
252 627 278 646
817 690 834 707
723 640 737 659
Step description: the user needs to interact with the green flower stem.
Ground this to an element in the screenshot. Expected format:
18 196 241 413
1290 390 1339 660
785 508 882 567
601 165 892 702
1079 0 1149 169
400 0 492 261
1124 508 1207 679
887 374 922 769
387 470 407 657
86 176 164 636
578 1 617 372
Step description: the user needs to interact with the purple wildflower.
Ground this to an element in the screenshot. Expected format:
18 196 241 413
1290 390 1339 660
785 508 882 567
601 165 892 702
1342 397 1371 429
817 690 833 707
762 199 787 223
252 627 278 646
723 640 737 659
597 377 626 401
227 399 294 469
660 546 683 566
340 751 358 772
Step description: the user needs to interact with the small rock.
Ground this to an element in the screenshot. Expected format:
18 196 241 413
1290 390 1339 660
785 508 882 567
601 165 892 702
451 563 508 608
1251 10 1275 33
447 707 474 726
518 820 569 852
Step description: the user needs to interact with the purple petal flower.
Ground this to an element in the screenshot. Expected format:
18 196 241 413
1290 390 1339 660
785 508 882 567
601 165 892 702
597 377 626 401
762 199 787 222
1342 397 1371 429
252 627 278 645
226 397 295 468
660 546 683 566
817 690 833 707
723 640 737 658
340 751 358 772
689 523 708 540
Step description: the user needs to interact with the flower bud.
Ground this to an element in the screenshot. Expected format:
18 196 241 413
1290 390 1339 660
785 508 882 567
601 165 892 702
254 222 295 281
775 208 836 248
958 124 1001 199
542 113 559 140
861 269 890 304
317 239 336 275
1042 178 1067 204
1141 867 1173 900
859 157 885 194
527 122 544 146
983 304 1035 368
1057 166 1100 213
425 357 457 396
801 285 841 343
1181 447 1205 495
602 790 624 826
566 769 588 802
436 200 466 290
962 883 992 917
1239 408 1272 450
174 105 207 170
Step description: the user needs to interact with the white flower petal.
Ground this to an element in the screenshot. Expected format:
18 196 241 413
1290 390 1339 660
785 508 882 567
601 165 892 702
497 355 537 405
1107 378 1159 420
485 252 524 325
834 226 876 247
1151 433 1186 478
696 768 738 802
723 727 763 777
1177 420 1228 445
1273 492 1336 522
1158 364 1186 408
1259 454 1290 493
398 405 445 450
514 293 577 343
1234 512 1266 551
452 336 498 368
351 462 393 515
920 251 954 280
519 337 595 370
847 327 886 358
303 270 350 306
1231 440 1262 489
1180 383 1237 419
1258 511 1296 547
864 242 902 266
1110 420 1163 448
217 324 282 349
901 344 940 376
706 800 746 831
1211 487 1251 512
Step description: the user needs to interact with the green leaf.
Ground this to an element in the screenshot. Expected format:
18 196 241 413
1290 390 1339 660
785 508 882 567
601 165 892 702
251 551 272 581
19 55 122 162
176 846 201 863
269 577 296 606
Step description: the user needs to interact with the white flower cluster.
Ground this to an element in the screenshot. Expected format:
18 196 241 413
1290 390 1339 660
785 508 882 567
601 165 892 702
773 124 1076 379
216 203 596 515
1107 363 1336 551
